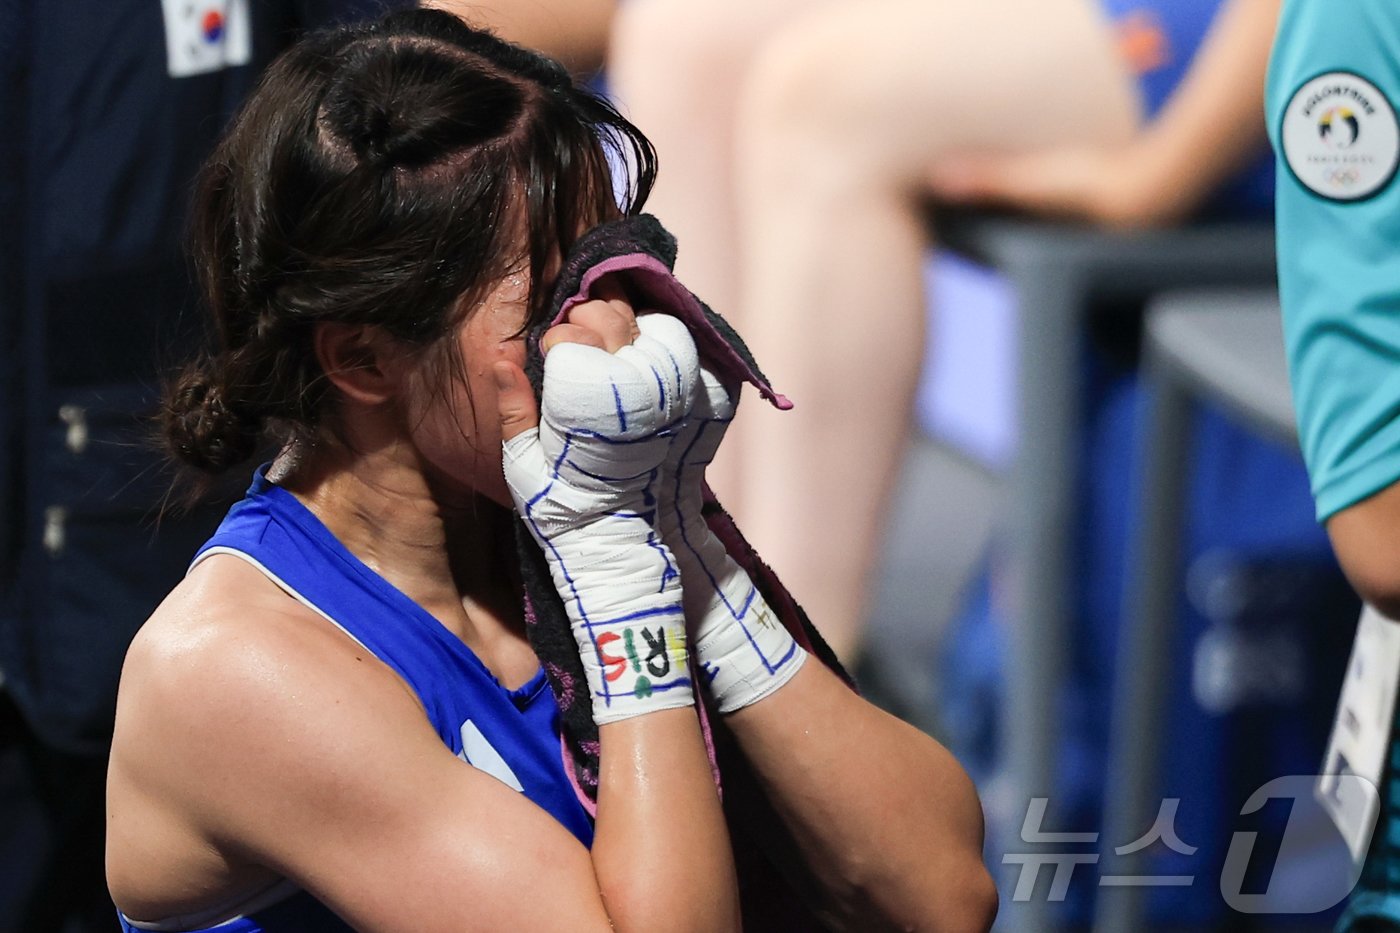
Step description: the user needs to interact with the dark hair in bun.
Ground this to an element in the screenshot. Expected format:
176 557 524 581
163 8 655 489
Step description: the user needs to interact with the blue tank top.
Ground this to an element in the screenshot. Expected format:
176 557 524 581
119 468 593 933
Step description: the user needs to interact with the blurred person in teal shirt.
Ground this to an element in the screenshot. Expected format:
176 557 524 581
1270 1 1400 929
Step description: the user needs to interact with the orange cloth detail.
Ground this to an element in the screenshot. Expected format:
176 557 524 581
1115 9 1171 76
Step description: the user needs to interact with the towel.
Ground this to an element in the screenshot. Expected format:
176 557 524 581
514 213 855 927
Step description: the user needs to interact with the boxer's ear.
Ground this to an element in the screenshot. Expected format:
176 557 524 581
314 322 401 405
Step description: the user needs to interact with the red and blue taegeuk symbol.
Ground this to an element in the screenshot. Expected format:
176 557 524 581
201 8 225 43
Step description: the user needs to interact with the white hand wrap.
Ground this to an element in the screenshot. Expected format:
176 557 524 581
659 366 807 714
503 315 699 724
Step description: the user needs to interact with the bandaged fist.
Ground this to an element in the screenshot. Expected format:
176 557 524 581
658 362 806 714
499 312 704 724
537 312 698 493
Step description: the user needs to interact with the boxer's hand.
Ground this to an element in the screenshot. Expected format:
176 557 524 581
656 364 806 714
497 310 703 724
495 286 639 443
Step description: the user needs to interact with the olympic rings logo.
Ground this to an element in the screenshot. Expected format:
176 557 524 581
1325 167 1361 187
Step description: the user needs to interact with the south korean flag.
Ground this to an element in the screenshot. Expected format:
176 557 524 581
160 0 251 78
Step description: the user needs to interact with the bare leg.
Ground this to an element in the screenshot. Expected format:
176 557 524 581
605 0 832 322
427 0 618 75
731 0 1141 661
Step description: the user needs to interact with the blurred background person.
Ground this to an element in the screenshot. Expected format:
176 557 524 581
430 0 615 76
0 3 613 930
607 0 1280 666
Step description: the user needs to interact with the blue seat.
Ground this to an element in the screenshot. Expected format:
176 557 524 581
925 213 1280 932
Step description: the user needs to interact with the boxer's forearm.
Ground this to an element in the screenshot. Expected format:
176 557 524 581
726 661 997 933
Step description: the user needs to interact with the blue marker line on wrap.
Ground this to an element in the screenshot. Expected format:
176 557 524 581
673 422 786 675
594 673 692 703
676 423 750 622
569 419 688 445
550 434 573 479
647 530 680 591
608 381 628 433
566 459 657 485
578 603 685 630
667 355 684 401
651 366 666 410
